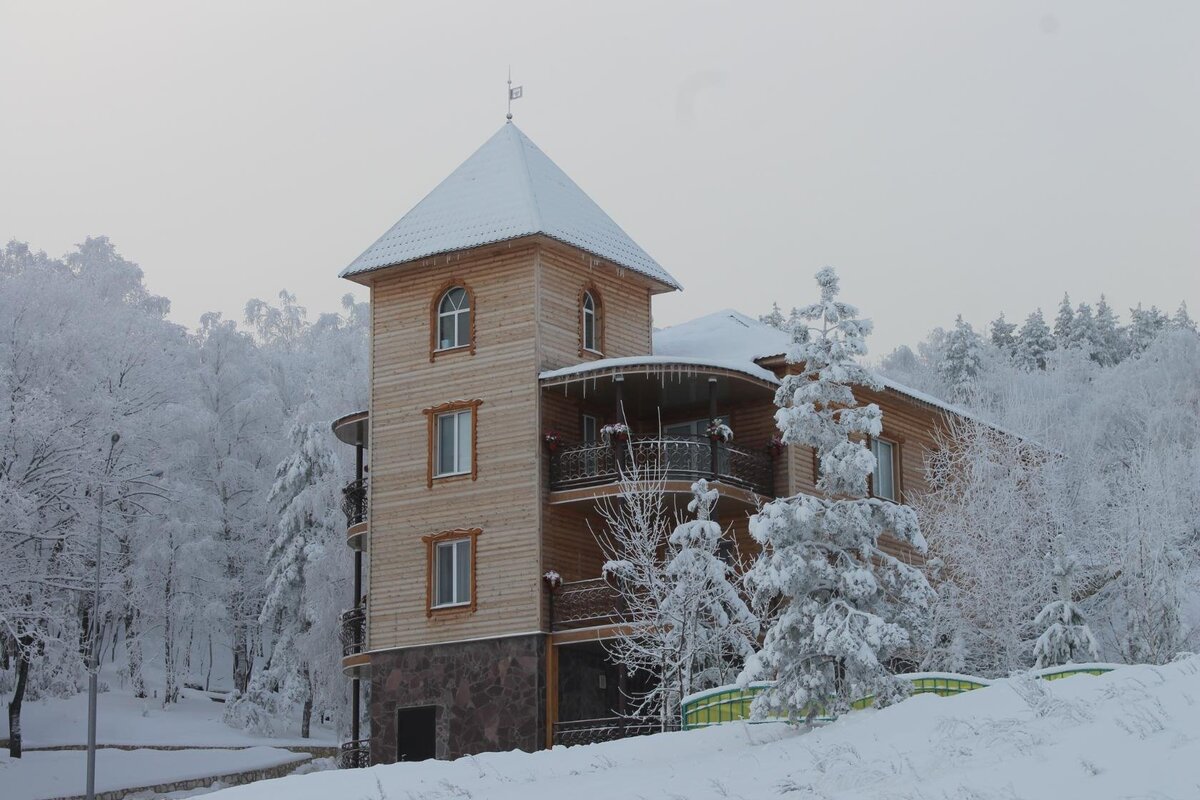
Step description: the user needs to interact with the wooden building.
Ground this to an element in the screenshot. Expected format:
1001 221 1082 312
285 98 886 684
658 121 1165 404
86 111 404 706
331 121 968 765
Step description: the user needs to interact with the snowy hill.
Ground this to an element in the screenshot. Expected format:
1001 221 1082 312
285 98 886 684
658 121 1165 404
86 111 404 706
199 658 1200 800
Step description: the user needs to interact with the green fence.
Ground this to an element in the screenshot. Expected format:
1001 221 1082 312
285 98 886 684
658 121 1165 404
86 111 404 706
680 663 1117 731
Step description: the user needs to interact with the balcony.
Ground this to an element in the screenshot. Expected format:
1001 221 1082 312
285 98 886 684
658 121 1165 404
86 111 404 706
341 478 368 551
340 606 369 677
337 738 370 769
550 577 626 632
548 435 774 499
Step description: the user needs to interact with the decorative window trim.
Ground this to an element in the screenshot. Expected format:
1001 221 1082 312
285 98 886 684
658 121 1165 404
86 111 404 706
423 399 483 488
577 283 604 357
429 279 476 362
422 528 482 617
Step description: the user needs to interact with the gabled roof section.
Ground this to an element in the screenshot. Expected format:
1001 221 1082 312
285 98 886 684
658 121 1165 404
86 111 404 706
341 123 681 291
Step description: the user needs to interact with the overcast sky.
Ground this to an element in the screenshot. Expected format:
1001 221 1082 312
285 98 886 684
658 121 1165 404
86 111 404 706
2 1 1196 355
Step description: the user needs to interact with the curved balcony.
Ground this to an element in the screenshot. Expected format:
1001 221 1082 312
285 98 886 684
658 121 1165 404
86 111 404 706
548 435 774 500
337 739 370 769
550 577 626 632
340 605 369 677
341 478 368 551
332 410 369 448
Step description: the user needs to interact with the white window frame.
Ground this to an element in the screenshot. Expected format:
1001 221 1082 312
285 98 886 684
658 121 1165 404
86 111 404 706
582 291 599 353
433 538 472 608
435 409 473 477
871 437 897 502
436 287 471 351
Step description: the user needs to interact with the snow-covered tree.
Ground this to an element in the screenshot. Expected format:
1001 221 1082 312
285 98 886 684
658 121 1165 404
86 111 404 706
1128 304 1169 355
597 461 757 726
1054 293 1075 343
759 303 786 330
989 313 1018 357
1015 308 1055 371
739 267 932 722
1068 302 1100 361
1171 302 1196 333
1093 296 1126 367
938 316 985 403
1032 535 1099 668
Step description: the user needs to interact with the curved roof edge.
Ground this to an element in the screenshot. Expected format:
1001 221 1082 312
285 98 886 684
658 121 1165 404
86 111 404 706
538 355 781 388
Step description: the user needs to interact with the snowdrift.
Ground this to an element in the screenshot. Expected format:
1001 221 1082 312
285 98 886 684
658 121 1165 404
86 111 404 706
203 658 1200 800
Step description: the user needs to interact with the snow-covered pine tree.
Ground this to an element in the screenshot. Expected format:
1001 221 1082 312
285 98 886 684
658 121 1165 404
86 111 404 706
1015 309 1055 371
660 481 759 705
1054 293 1075 343
1032 535 1098 668
1093 295 1126 366
1068 302 1100 361
989 313 1018 358
759 303 785 330
1172 302 1196 333
225 422 341 737
1128 304 1169 354
738 267 933 722
938 315 984 403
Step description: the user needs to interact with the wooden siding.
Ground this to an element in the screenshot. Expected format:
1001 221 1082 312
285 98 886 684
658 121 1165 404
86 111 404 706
536 242 654 371
366 241 544 650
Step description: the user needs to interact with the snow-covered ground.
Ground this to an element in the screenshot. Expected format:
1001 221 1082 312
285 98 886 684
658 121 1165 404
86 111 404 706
203 658 1199 800
0 746 309 800
1 687 336 749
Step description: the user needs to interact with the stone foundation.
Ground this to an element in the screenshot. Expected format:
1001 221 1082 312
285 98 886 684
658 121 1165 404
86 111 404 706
369 634 546 763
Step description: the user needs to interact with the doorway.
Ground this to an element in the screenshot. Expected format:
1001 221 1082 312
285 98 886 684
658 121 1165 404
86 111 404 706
396 705 437 762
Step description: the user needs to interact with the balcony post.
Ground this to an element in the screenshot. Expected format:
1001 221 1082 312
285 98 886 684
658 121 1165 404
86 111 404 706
351 440 364 754
708 377 719 479
614 374 626 473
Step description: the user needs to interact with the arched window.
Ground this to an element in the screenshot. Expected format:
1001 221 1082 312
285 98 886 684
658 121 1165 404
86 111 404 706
437 287 471 351
582 290 599 352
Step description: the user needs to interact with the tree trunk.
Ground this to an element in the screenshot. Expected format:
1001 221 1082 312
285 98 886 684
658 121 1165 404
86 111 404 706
125 607 146 698
300 664 313 739
7 646 29 758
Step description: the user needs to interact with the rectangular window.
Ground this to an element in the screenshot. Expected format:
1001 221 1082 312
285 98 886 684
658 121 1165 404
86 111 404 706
435 410 472 476
872 438 896 501
433 538 472 607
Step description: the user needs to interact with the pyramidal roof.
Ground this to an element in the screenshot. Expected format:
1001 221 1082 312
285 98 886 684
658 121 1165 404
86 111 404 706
341 123 680 290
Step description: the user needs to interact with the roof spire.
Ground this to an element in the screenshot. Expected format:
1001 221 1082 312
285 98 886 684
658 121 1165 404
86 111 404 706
506 66 522 122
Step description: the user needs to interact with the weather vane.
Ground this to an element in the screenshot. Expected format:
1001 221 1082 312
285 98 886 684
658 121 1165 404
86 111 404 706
507 66 523 122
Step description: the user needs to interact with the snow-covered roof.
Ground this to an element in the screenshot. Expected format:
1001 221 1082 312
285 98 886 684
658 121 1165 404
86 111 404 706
538 355 779 386
341 123 680 290
652 309 998 426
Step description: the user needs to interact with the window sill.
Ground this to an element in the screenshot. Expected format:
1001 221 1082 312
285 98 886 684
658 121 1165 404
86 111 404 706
430 601 471 611
432 470 473 482
582 347 604 356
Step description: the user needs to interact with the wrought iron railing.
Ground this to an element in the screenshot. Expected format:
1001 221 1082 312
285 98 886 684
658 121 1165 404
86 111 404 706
339 606 366 658
553 715 677 747
337 738 370 768
548 435 773 496
342 478 368 527
551 577 626 631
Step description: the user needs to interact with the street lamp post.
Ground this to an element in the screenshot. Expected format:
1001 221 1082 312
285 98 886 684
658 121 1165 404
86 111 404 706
86 432 119 800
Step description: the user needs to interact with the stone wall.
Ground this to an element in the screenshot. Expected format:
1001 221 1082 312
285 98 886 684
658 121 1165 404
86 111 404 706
369 634 545 762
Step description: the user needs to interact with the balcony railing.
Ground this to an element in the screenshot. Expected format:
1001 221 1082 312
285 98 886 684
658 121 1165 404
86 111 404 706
340 606 366 658
548 435 773 496
342 478 368 527
551 577 626 631
337 738 370 768
553 716 677 747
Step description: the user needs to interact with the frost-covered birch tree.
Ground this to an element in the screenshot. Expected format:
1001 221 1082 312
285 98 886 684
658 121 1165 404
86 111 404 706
739 267 932 722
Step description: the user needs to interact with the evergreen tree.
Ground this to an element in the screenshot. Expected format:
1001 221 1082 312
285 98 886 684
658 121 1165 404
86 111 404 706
1172 301 1196 333
1129 304 1169 354
1068 302 1100 361
225 423 340 737
1054 293 1075 343
1094 295 1126 366
989 313 1018 357
1032 535 1099 668
938 315 985 403
759 303 785 330
1015 309 1055 371
739 267 932 722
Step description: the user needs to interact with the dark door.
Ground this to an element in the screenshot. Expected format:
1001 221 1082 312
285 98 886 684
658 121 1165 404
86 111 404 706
396 705 437 762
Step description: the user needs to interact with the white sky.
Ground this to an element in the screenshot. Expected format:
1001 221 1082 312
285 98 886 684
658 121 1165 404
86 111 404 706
2 1 1196 354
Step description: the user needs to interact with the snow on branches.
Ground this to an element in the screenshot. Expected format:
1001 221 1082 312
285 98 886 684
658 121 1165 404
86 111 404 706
1033 535 1098 668
740 267 932 721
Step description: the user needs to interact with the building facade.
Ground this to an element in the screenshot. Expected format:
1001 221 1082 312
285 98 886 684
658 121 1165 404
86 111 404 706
333 122 963 764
